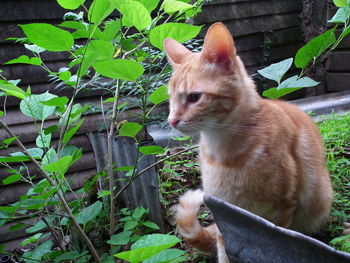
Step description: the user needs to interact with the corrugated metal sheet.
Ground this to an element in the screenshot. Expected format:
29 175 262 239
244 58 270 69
205 195 350 263
87 133 164 230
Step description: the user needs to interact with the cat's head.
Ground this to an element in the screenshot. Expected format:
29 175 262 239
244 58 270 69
164 22 257 135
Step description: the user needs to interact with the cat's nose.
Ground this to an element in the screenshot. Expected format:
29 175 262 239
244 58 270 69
168 118 180 128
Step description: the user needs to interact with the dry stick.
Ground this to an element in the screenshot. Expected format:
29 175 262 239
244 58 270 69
0 120 101 263
113 145 199 201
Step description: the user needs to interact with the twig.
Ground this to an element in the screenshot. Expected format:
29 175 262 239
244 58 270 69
0 120 100 263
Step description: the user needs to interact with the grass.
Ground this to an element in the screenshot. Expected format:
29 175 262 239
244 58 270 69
318 113 350 252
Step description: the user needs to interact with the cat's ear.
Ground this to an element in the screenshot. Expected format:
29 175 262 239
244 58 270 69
201 22 236 72
164 38 192 66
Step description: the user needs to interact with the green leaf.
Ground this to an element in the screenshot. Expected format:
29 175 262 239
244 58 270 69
2 173 22 185
328 6 350 23
97 190 111 198
54 251 82 263
59 104 89 126
88 0 114 25
0 83 26 99
132 207 147 219
23 240 53 262
44 125 59 135
24 44 46 54
333 0 347 7
142 221 160 230
41 148 57 167
2 136 18 145
114 234 180 263
0 156 31 162
27 220 47 234
20 23 74 51
20 92 57 120
0 245 5 253
119 122 143 139
161 0 194 13
143 249 185 263
132 234 180 250
62 118 85 144
139 145 165 155
59 71 72 82
150 23 202 50
5 55 42 66
11 148 43 158
21 233 43 246
79 40 115 76
341 25 350 37
59 21 87 31
140 0 160 12
294 28 336 69
93 59 144 81
257 58 293 83
116 0 152 31
43 155 73 174
262 87 300 99
9 223 26 231
124 220 138 231
101 20 121 41
107 231 132 245
36 133 51 148
41 96 69 108
0 111 3 117
76 201 103 224
149 85 169 105
57 0 85 9
276 76 319 90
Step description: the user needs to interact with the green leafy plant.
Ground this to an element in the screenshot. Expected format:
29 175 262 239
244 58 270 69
259 0 350 99
0 0 204 262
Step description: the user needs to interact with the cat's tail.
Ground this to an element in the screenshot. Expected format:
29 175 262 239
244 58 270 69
171 189 218 254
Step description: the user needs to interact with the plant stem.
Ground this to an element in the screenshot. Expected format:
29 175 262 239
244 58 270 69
106 40 148 238
0 120 100 263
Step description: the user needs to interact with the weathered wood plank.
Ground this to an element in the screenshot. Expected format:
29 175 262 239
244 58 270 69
234 26 303 52
0 0 66 22
327 51 350 71
326 73 350 92
196 0 301 24
239 41 300 67
199 13 301 38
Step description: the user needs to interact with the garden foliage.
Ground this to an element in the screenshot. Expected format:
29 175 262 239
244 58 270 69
0 0 204 262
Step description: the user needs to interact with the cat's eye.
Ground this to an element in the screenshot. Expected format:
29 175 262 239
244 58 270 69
187 93 202 103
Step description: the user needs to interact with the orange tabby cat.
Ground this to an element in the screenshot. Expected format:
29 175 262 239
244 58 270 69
164 23 333 262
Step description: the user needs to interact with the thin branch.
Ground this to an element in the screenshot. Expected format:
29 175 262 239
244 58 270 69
0 120 100 263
